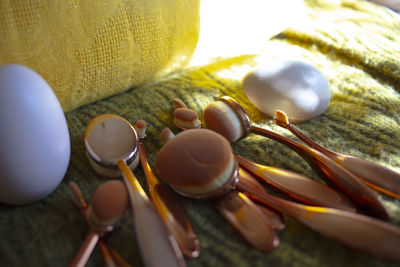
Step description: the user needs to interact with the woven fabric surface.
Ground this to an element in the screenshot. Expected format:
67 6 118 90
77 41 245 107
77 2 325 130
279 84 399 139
1 0 400 266
0 0 200 112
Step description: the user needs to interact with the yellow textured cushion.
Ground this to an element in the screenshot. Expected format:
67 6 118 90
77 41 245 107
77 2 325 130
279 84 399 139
0 0 200 112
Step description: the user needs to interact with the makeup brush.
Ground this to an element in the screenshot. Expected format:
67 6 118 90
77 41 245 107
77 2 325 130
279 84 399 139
156 128 400 262
135 120 201 258
173 108 201 130
69 180 129 267
172 98 201 130
173 98 188 109
203 96 390 220
274 109 400 200
157 128 281 251
173 100 354 212
84 114 186 267
170 101 286 231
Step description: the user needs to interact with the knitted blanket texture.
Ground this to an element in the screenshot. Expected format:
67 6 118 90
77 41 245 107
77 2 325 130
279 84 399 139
1 0 400 266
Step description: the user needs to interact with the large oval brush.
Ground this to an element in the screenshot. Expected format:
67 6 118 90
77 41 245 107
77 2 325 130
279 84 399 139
172 99 355 212
156 128 281 252
203 96 390 220
171 100 286 230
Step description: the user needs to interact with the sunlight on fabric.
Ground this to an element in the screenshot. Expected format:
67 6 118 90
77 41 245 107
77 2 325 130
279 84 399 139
189 0 310 67
214 65 254 80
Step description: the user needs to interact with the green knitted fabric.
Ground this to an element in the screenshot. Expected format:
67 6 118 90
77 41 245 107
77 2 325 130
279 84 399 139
1 0 400 266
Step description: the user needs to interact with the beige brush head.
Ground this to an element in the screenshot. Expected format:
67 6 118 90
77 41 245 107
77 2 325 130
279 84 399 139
90 180 129 228
203 100 244 143
160 127 175 142
173 98 188 109
135 119 147 139
155 129 235 198
173 108 201 129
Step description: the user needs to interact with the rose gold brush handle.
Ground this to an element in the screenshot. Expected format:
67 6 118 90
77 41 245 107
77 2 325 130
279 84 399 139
216 191 280 252
69 231 100 267
104 241 133 267
118 160 186 267
139 143 200 258
235 175 400 263
236 155 356 212
99 241 117 267
274 110 400 199
233 167 286 231
69 182 102 267
249 125 390 220
99 240 133 267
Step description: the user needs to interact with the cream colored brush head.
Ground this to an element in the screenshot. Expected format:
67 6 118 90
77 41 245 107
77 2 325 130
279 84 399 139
156 129 235 198
203 100 244 143
174 108 201 129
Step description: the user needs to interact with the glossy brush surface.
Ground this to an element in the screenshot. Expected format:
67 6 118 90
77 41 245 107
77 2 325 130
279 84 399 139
236 169 400 263
136 120 201 258
275 110 400 200
204 96 390 220
236 155 356 212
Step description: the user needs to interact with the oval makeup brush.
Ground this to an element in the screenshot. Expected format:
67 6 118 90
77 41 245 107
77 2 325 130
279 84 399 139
170 100 284 229
69 181 131 267
173 98 188 109
173 108 201 130
135 120 200 258
156 128 400 262
173 100 355 212
203 96 390 220
69 180 129 267
274 109 400 200
156 128 280 252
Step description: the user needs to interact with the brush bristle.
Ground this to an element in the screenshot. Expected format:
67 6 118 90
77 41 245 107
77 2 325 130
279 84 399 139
135 120 147 138
274 110 289 127
156 129 235 197
174 108 201 129
203 101 244 143
161 128 175 142
173 98 187 109
90 181 129 227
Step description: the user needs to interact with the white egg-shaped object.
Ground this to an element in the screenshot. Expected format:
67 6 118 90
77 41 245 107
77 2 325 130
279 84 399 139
242 60 331 123
0 64 70 205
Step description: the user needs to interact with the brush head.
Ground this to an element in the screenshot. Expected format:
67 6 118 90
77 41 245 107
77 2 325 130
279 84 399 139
173 98 187 109
90 180 129 228
156 129 235 198
274 110 290 128
135 119 147 139
173 108 201 130
203 100 244 143
160 127 175 142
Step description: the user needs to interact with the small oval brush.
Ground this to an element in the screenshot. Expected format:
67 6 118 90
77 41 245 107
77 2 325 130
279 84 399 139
69 181 129 267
